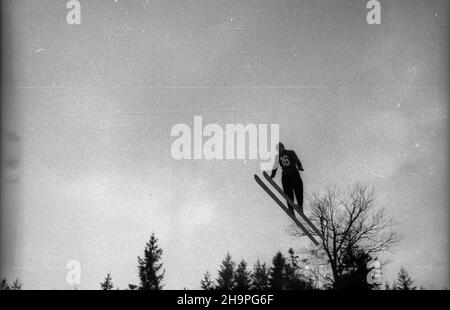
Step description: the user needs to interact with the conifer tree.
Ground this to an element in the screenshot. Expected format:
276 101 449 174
393 267 416 290
270 251 286 290
234 260 251 290
216 253 235 290
100 273 114 290
200 271 216 290
137 232 165 290
284 248 313 290
251 259 270 290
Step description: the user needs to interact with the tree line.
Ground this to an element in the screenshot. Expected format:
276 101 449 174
99 235 419 290
97 185 420 290
0 184 431 290
200 250 314 290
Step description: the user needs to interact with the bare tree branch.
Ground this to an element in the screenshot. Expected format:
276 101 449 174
290 184 400 289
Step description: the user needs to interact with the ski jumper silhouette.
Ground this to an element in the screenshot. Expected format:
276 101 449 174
270 143 304 213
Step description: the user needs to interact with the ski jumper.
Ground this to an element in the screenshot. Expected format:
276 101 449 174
271 150 304 212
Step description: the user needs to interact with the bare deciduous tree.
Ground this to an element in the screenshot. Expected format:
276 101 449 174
291 184 400 289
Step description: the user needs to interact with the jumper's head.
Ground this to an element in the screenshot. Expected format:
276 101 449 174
277 142 285 153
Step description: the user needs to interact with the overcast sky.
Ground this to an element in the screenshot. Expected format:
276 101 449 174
1 0 448 289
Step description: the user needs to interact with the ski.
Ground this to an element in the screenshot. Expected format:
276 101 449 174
254 175 319 246
262 172 324 240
